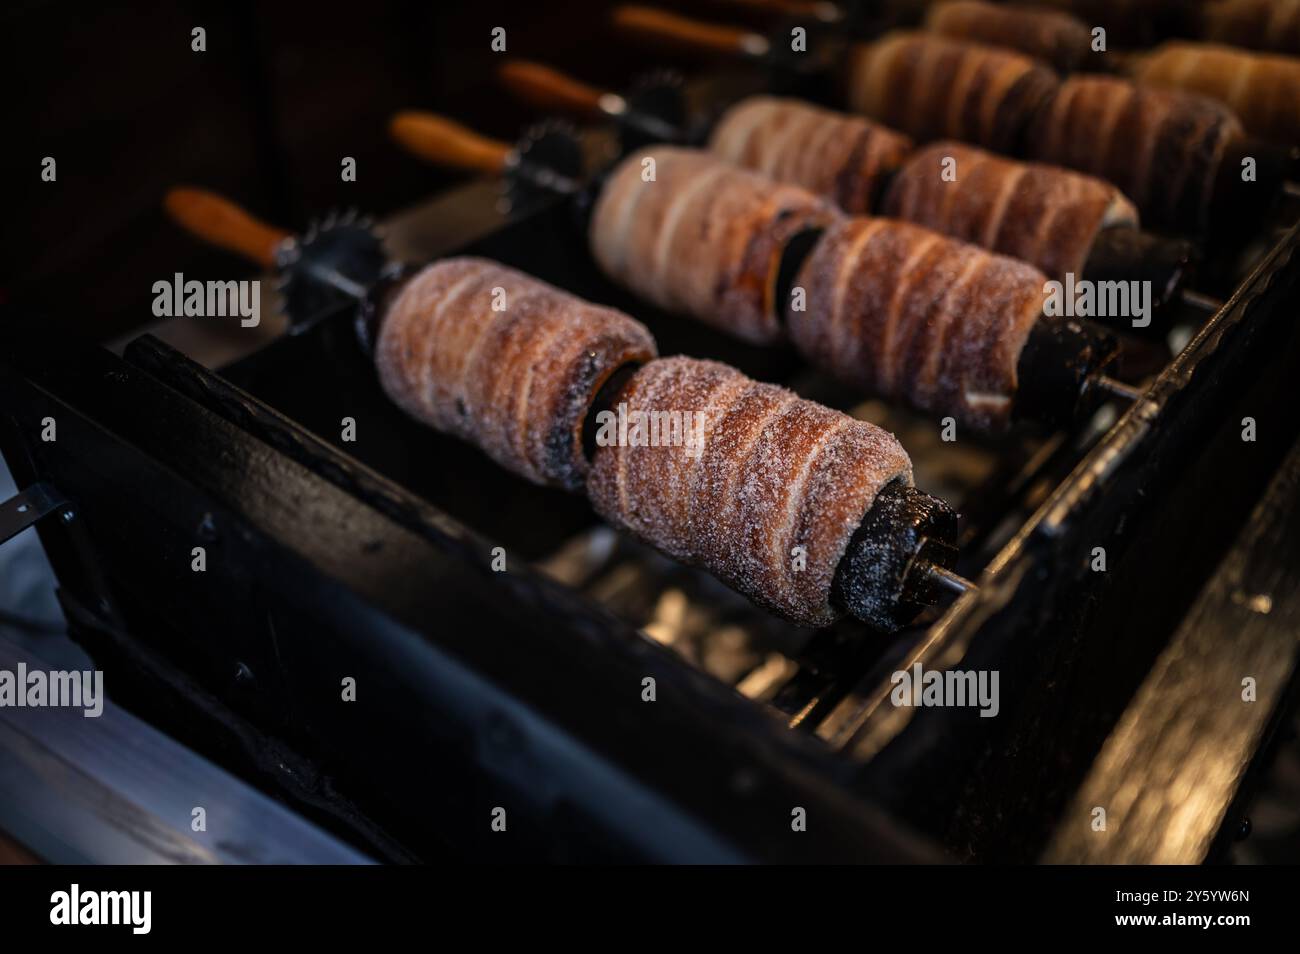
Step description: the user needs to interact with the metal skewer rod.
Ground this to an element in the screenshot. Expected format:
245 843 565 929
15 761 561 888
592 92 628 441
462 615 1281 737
1093 376 1146 404
299 261 370 300
916 560 977 598
1180 288 1225 315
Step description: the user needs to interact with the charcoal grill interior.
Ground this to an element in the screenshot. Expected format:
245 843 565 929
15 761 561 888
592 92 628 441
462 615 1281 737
6 0 1300 868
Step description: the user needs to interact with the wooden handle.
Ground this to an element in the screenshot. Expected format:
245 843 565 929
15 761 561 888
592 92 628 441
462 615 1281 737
389 111 512 174
163 188 290 269
611 5 763 58
498 61 609 118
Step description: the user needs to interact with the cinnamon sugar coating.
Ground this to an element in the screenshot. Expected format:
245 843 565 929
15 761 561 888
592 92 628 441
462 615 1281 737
885 141 1138 280
708 97 914 214
788 217 1046 432
1132 42 1300 146
846 31 1060 153
589 147 840 345
375 257 656 490
586 356 912 626
925 1 1092 71
1027 75 1243 232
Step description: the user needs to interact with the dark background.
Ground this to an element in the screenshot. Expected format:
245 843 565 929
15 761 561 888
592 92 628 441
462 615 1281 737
8 0 748 341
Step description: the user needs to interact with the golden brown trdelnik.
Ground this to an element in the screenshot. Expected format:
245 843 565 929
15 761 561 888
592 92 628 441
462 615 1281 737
1131 42 1300 145
588 147 840 345
845 32 1060 153
707 97 914 215
1203 0 1300 55
1026 75 1245 232
375 257 656 490
924 0 1093 71
787 217 1047 433
883 141 1138 281
585 356 912 627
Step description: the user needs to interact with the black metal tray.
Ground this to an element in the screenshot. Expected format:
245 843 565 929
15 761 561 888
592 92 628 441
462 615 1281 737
5 150 1300 866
